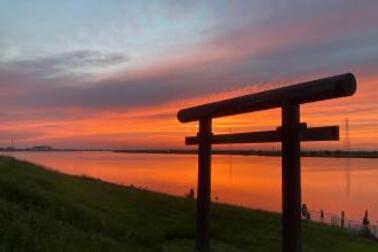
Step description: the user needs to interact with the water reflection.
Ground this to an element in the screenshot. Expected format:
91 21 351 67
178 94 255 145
2 151 377 222
345 158 351 197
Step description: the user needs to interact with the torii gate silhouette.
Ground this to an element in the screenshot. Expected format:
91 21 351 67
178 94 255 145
177 73 357 252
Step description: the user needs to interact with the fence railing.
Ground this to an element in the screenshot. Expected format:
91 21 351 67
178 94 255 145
303 210 378 239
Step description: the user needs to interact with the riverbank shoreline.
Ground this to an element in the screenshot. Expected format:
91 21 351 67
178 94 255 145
2 149 378 158
0 155 377 251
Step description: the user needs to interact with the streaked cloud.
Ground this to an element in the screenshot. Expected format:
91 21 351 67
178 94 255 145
0 0 377 149
1 50 128 80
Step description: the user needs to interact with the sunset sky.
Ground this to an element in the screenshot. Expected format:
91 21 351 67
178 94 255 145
0 0 377 150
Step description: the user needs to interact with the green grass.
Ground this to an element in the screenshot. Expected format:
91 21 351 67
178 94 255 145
0 156 376 252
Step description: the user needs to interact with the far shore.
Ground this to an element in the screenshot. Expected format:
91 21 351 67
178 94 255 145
114 149 378 158
1 148 378 158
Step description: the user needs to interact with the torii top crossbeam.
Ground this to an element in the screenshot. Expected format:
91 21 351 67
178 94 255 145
177 73 357 252
178 73 356 122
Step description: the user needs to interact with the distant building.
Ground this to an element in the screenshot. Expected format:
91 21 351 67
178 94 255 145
31 146 53 151
4 146 16 151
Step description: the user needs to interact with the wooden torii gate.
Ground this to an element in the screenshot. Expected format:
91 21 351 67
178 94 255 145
177 73 357 252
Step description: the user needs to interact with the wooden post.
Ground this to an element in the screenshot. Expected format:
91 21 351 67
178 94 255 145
282 102 301 252
196 118 212 250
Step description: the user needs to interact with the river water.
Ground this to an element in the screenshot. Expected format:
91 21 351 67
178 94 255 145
3 151 378 224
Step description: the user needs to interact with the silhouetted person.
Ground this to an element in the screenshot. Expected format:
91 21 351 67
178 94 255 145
186 188 195 199
301 203 308 218
363 210 370 225
361 210 371 237
341 211 345 228
320 209 325 222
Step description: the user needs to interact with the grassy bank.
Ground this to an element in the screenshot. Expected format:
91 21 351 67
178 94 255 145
0 156 376 251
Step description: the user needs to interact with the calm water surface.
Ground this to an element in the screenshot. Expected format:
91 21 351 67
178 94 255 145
3 151 378 223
